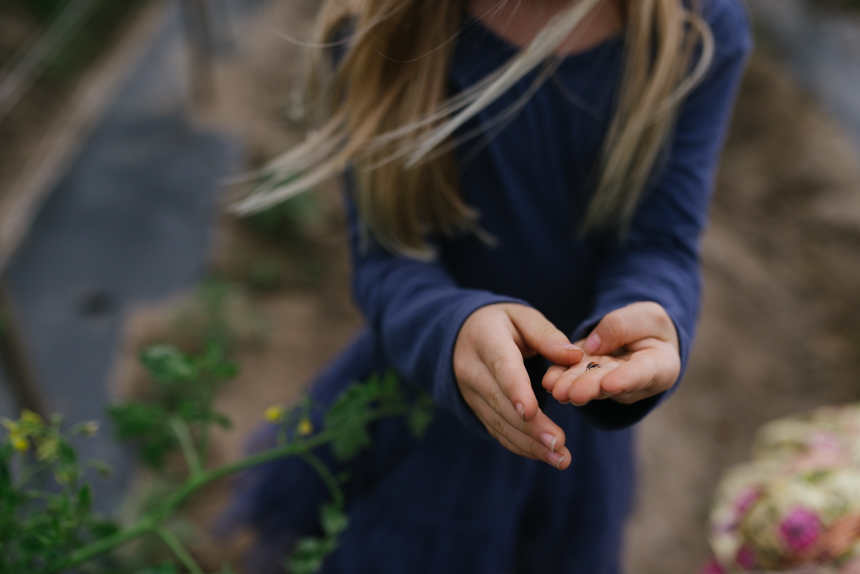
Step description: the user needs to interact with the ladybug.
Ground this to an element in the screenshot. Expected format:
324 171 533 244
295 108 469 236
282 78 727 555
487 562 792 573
586 362 601 371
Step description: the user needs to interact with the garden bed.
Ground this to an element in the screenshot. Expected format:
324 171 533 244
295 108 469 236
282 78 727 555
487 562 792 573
11 0 860 570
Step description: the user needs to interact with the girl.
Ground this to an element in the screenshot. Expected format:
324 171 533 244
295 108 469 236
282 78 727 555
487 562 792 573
233 0 751 571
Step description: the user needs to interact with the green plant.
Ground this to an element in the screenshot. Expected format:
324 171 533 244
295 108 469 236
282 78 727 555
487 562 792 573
244 193 323 244
247 257 285 291
170 278 268 352
0 344 433 573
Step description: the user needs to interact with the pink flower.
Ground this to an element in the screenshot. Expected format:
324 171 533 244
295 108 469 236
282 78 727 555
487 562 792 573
809 432 841 453
737 545 757 569
780 507 822 553
699 558 726 574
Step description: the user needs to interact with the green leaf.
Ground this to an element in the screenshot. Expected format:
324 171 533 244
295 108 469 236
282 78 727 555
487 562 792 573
0 443 12 485
213 412 233 429
108 403 175 468
319 502 348 537
285 536 333 574
57 440 77 465
76 484 92 513
86 517 120 539
408 408 433 438
109 402 168 438
88 459 114 478
407 393 435 438
378 371 401 402
212 360 239 381
139 345 196 384
324 384 377 461
329 425 371 461
177 398 207 423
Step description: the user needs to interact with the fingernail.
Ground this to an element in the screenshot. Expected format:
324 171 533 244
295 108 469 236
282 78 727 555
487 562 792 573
547 452 565 469
584 332 601 354
515 402 525 419
540 433 557 452
563 344 581 352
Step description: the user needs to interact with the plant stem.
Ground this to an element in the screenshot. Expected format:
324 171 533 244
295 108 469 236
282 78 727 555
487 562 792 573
197 396 212 469
153 525 204 574
53 518 155 571
150 406 408 521
169 417 202 477
301 451 344 507
51 405 410 573
197 374 215 468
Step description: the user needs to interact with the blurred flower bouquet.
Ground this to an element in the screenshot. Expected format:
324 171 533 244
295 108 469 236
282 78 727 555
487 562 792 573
704 404 860 574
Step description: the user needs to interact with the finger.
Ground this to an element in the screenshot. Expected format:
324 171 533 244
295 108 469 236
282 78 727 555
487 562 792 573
542 364 568 393
467 394 570 469
475 328 540 421
465 357 567 452
600 348 678 398
550 361 621 406
495 432 570 470
582 302 677 356
568 362 621 405
507 306 583 366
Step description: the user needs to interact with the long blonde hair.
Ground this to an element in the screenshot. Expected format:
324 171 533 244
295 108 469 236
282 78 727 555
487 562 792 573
233 0 714 259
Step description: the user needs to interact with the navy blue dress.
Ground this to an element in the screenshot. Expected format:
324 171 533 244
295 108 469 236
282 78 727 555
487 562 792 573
236 2 751 572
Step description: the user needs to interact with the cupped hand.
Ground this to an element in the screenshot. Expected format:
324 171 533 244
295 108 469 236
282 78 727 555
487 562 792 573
542 302 681 406
453 303 583 470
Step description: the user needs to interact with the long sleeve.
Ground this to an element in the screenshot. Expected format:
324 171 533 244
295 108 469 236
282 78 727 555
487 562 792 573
572 1 753 430
344 192 527 437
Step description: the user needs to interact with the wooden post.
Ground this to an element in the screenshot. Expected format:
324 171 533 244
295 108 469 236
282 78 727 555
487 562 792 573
0 280 47 418
178 0 215 107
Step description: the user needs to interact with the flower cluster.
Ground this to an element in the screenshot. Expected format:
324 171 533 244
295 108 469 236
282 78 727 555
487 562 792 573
1 410 42 452
1 410 102 484
704 404 860 574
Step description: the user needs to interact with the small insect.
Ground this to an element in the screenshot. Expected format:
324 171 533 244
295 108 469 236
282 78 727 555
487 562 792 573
586 362 601 371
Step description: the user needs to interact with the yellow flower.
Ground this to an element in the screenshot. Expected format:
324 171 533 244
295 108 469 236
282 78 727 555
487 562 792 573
297 418 313 437
11 434 28 452
265 405 285 423
3 417 29 452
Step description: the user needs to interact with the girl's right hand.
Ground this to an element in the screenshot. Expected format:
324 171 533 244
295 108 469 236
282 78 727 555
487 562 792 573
453 303 583 470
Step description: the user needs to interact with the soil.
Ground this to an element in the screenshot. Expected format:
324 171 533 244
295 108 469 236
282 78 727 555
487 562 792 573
109 2 860 572
625 52 860 573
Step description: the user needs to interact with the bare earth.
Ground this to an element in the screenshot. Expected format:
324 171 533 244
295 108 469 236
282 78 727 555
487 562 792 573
112 2 860 572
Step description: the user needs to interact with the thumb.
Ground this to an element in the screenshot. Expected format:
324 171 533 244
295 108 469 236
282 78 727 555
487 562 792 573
583 302 676 355
506 306 583 366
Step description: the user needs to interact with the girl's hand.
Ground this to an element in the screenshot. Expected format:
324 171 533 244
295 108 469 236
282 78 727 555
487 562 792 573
542 302 681 406
453 304 583 470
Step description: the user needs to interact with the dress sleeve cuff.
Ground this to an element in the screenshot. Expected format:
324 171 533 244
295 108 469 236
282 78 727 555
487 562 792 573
568 306 693 431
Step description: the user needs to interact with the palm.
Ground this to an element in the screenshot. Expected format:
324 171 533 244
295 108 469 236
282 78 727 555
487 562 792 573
542 303 681 407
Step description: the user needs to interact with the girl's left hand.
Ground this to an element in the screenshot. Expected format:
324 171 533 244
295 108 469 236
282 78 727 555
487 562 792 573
542 302 681 406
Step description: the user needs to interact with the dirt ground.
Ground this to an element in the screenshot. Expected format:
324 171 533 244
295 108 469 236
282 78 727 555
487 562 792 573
625 51 860 573
110 2 860 572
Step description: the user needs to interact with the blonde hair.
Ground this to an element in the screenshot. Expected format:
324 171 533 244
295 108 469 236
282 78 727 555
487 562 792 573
232 0 714 258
